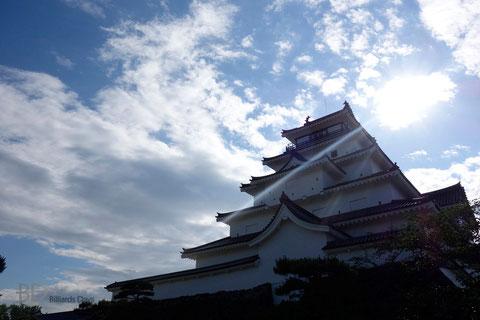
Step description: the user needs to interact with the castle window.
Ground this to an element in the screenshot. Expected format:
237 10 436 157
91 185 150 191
331 150 338 158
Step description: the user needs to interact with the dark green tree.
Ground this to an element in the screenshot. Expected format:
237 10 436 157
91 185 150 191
378 200 480 287
0 255 5 274
0 304 41 320
113 281 154 302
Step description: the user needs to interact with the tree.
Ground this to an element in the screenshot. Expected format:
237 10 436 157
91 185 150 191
272 202 480 319
0 255 5 274
273 256 355 300
113 281 154 302
380 200 480 287
0 304 41 320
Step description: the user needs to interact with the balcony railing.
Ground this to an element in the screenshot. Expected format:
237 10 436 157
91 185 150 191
285 127 350 152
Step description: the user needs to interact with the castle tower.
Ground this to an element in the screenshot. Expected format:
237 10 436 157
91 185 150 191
106 102 466 301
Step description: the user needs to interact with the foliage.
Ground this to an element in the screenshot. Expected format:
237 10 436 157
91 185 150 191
0 255 5 274
74 284 273 320
379 200 480 287
113 281 154 301
273 256 480 319
273 256 355 300
0 304 41 320
271 201 480 319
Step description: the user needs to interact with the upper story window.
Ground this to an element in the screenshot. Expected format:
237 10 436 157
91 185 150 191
295 123 348 147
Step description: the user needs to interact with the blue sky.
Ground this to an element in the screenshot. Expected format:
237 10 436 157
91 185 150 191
0 0 479 313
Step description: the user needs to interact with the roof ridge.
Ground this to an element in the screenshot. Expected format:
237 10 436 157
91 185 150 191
281 101 356 136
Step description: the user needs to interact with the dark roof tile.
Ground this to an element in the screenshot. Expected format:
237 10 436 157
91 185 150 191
323 230 398 250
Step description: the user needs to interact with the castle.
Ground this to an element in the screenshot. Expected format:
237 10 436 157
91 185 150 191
106 102 466 300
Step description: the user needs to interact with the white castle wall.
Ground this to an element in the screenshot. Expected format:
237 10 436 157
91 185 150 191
230 178 407 238
151 220 329 300
195 246 258 268
229 210 274 237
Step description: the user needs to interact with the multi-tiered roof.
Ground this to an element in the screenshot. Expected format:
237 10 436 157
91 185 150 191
106 101 467 294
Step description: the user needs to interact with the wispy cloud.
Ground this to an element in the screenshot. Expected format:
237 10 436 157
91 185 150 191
241 34 254 48
275 40 293 56
442 144 470 158
0 2 319 299
406 153 480 200
61 0 106 18
404 150 428 160
418 0 480 77
52 51 74 69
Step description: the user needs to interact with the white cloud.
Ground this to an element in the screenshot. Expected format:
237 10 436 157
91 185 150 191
362 52 379 67
405 149 428 160
385 8 405 30
373 73 456 129
358 67 380 80
298 70 326 86
241 34 254 48
442 149 459 158
314 43 326 52
346 8 372 25
61 0 106 18
350 31 370 56
244 87 260 104
275 40 293 56
266 0 326 12
453 144 470 151
329 0 371 13
442 144 471 158
418 0 480 77
318 13 348 54
52 52 74 69
271 61 283 74
1 2 323 311
406 153 480 200
321 75 347 95
296 55 312 63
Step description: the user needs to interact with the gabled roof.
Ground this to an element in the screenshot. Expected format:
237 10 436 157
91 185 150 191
182 232 260 255
241 154 346 190
422 182 467 207
105 255 260 290
278 192 323 224
184 183 466 258
184 193 329 258
276 150 308 172
216 204 268 220
281 101 359 137
262 120 359 164
320 197 433 225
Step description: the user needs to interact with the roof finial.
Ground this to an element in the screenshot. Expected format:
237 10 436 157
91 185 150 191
305 115 311 124
343 100 350 109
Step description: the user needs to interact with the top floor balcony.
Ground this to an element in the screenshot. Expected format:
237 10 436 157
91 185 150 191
285 123 349 152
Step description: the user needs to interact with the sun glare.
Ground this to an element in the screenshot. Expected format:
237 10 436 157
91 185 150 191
373 73 456 130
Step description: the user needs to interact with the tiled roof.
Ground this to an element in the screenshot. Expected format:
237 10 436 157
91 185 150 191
243 154 346 188
276 150 308 172
216 204 268 219
422 182 467 207
323 165 399 191
279 192 324 224
319 197 431 225
281 101 357 136
182 232 260 255
105 255 260 289
262 126 352 163
187 184 466 256
323 230 398 250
